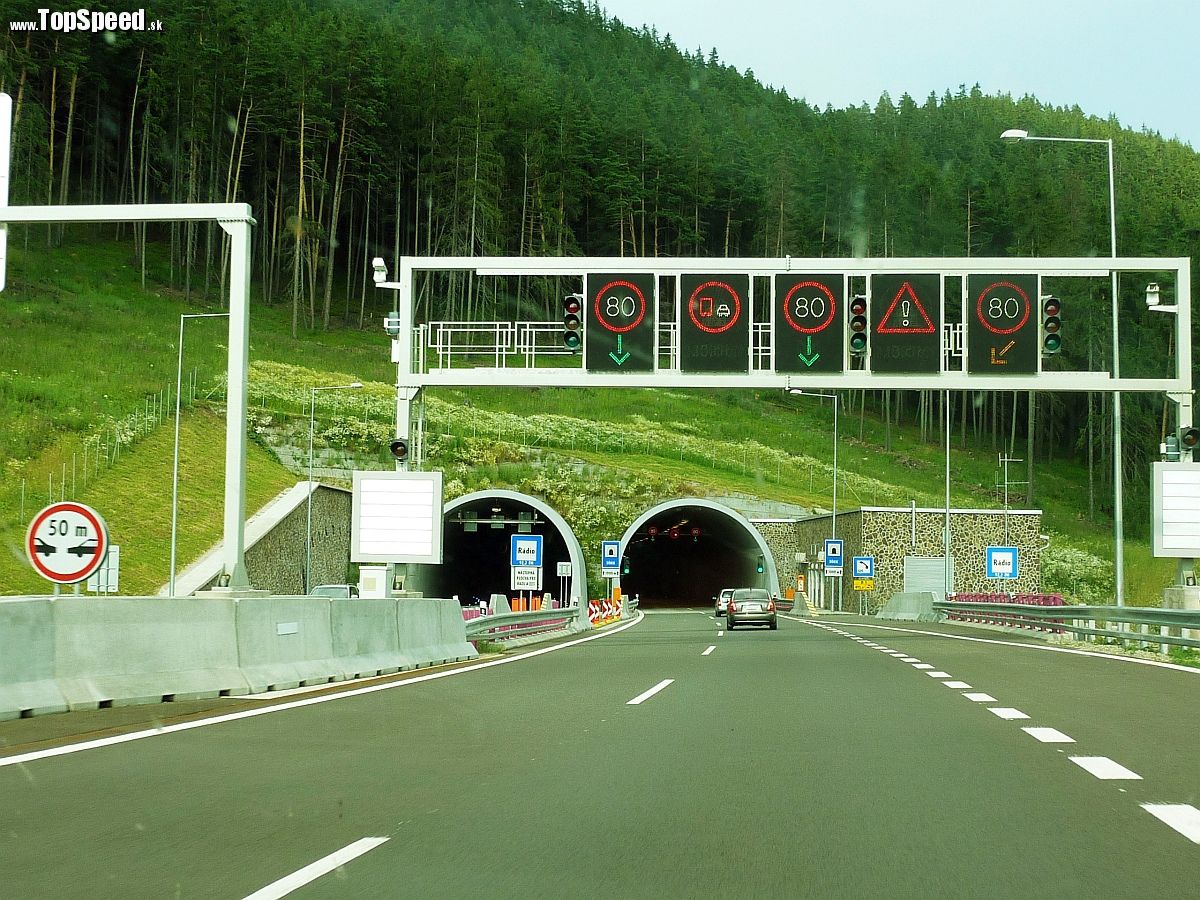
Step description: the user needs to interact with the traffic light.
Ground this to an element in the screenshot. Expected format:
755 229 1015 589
848 294 868 357
756 555 765 574
1040 295 1062 355
621 556 631 576
389 438 410 462
562 293 583 351
1181 426 1200 458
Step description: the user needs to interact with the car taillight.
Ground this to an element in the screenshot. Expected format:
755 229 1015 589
727 601 736 613
767 600 775 611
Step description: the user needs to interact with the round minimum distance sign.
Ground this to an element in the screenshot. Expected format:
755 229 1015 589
686 280 742 334
25 501 110 584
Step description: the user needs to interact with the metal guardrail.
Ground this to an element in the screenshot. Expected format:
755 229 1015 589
464 606 579 642
934 601 1200 651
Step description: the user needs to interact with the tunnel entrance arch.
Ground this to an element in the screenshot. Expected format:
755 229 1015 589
407 490 587 608
617 499 780 609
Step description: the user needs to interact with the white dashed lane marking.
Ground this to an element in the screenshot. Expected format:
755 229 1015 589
1069 757 1143 780
912 663 935 670
988 707 1031 720
926 671 952 678
1142 805 1200 844
963 692 998 703
627 679 674 706
242 837 390 900
899 657 921 663
702 646 716 656
1022 727 1075 743
943 681 972 689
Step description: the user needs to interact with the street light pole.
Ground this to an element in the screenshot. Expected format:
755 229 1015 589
306 382 363 592
169 312 228 597
1000 129 1124 604
788 389 841 609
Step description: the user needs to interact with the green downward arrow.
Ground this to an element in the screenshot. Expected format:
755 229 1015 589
610 334 630 365
797 335 820 367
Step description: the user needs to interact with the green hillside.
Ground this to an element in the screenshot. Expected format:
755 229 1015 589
0 239 1173 603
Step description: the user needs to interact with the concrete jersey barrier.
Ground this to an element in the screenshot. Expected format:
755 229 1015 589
875 592 942 623
0 598 68 720
54 596 248 709
234 596 343 692
331 598 410 677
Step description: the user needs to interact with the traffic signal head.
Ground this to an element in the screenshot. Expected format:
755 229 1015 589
562 293 583 351
389 438 410 461
1041 296 1062 355
848 295 868 356
756 555 765 574
621 556 631 576
1181 426 1200 455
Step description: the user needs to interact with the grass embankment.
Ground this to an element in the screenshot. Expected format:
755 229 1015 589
0 235 1176 604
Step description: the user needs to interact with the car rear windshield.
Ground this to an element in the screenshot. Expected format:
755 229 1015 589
733 589 769 600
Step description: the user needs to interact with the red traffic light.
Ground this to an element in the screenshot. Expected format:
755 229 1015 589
389 438 410 461
849 295 867 316
1181 426 1200 450
1042 296 1061 318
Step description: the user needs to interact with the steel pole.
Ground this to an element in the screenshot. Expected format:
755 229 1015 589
306 389 316 594
1107 139 1124 606
945 389 952 600
169 316 185 598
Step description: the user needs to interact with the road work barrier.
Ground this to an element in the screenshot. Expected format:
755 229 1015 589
0 595 479 719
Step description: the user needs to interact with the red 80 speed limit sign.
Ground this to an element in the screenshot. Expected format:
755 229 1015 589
25 502 110 584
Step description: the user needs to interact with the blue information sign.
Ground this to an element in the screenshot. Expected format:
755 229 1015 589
986 546 1019 580
852 556 875 578
511 534 543 568
825 539 844 568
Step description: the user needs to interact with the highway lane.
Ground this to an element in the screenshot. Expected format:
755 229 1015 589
2 610 1198 898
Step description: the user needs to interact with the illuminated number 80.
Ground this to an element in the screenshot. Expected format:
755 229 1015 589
605 295 637 319
793 295 826 320
988 296 1021 319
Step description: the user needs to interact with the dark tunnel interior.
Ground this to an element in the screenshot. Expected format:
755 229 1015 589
621 506 766 609
413 499 573 605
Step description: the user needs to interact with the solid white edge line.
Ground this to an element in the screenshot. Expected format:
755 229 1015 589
1069 756 1143 780
627 679 674 705
242 836 389 900
702 646 716 656
1142 804 1200 843
1022 727 1075 743
781 615 1200 675
1 612 648 769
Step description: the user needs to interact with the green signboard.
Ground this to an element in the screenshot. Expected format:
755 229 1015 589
584 273 656 373
870 274 942 373
965 274 1038 375
774 274 845 374
679 274 750 373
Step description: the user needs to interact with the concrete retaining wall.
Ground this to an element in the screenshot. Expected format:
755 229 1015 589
0 599 67 720
0 595 480 719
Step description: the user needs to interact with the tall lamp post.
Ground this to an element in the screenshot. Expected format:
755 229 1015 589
1000 128 1124 605
169 312 229 597
788 389 840 609
306 382 363 592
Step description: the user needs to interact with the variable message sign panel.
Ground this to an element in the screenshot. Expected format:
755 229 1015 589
773 274 845 374
870 274 942 373
679 273 750 373
584 273 656 373
966 274 1038 375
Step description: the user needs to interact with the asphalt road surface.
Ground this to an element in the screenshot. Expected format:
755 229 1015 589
2 611 1199 898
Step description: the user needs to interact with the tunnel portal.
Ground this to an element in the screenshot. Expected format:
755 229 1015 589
618 500 780 610
407 490 586 608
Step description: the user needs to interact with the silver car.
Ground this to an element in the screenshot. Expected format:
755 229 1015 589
714 587 735 616
726 588 777 630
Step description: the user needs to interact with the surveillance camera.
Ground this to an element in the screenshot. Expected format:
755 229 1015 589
1145 282 1161 307
372 257 387 284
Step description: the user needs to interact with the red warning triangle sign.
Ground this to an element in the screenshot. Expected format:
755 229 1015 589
877 281 936 334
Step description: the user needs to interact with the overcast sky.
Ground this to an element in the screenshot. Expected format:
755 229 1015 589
598 0 1198 149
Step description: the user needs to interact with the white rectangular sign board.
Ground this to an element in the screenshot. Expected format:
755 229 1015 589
511 566 543 590
85 545 119 593
351 471 443 564
1153 463 1200 557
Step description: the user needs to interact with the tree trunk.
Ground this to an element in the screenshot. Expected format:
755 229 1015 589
292 97 306 339
323 103 350 329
